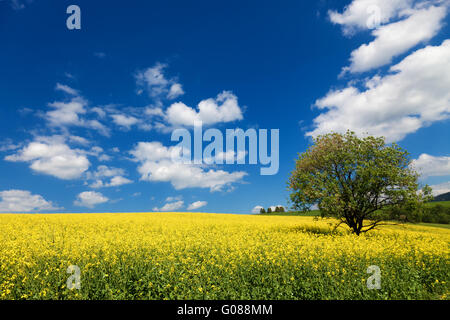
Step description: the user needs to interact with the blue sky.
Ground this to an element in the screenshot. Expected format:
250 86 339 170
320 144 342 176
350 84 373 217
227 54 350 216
0 0 449 214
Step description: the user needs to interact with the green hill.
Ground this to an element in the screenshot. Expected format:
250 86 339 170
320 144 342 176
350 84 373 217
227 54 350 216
433 192 450 202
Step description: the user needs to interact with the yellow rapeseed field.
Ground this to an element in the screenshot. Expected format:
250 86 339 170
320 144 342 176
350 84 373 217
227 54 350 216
0 212 448 299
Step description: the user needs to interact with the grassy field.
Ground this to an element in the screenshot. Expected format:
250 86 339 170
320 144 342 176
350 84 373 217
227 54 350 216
263 201 450 225
418 223 450 230
262 201 450 216
0 213 448 300
259 210 321 217
427 201 450 208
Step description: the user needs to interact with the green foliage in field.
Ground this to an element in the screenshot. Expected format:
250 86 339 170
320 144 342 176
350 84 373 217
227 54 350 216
427 201 450 208
386 201 450 224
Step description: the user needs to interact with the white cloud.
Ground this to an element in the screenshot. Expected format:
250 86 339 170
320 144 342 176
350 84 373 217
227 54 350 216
84 119 110 136
344 5 447 73
90 176 132 188
129 85 244 132
83 146 111 162
145 107 164 117
308 39 450 143
55 83 79 96
91 107 107 118
167 83 185 99
165 91 243 126
5 136 90 180
107 176 133 187
130 141 247 192
136 62 184 100
0 190 58 213
429 181 450 196
329 0 415 35
88 165 133 188
411 154 450 178
111 114 139 129
45 94 110 136
187 201 207 210
0 139 21 152
96 105 163 132
74 191 109 208
93 165 125 178
166 195 182 202
68 135 90 146
251 205 264 213
46 97 87 127
89 180 104 188
153 200 184 212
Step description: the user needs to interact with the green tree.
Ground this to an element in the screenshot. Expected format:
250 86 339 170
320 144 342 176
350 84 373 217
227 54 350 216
259 208 266 214
288 131 432 235
267 207 272 213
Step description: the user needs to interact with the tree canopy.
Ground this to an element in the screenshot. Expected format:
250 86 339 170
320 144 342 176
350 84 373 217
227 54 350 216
288 131 432 235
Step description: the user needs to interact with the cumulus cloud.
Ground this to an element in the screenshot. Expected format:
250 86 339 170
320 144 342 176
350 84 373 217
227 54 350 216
105 90 244 132
130 141 247 192
83 146 111 162
88 165 132 188
344 4 447 73
0 189 59 213
92 104 159 132
187 201 207 210
136 62 184 100
46 97 87 127
411 154 450 178
153 200 184 212
168 83 185 99
5 136 90 180
145 107 164 117
329 0 415 35
90 176 132 188
74 191 109 208
45 90 110 136
111 114 140 129
68 135 90 146
307 39 450 143
107 176 132 186
165 91 243 126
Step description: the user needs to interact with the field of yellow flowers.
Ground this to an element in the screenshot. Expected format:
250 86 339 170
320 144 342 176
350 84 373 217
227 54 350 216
0 212 448 300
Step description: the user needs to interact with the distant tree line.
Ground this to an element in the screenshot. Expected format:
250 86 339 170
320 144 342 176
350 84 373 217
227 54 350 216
386 204 450 224
260 206 285 214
